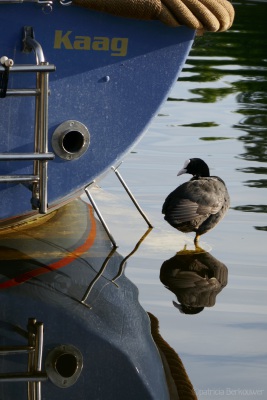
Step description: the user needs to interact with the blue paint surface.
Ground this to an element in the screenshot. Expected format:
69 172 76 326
0 4 194 221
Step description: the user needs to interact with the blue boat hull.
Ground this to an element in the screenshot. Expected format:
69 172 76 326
0 198 171 399
0 3 194 223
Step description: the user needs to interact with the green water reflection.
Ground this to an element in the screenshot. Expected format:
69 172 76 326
173 0 267 224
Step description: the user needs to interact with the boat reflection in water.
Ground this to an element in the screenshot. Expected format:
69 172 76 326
160 248 228 315
0 198 196 399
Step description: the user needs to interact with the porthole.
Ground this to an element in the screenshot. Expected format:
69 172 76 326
52 120 90 160
45 344 83 388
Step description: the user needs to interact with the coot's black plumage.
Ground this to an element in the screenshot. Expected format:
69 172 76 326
162 158 230 244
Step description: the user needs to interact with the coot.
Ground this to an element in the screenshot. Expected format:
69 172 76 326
162 158 230 244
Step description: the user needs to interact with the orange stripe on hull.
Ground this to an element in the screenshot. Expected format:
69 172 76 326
0 204 97 290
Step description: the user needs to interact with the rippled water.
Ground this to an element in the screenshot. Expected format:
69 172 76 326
90 1 267 398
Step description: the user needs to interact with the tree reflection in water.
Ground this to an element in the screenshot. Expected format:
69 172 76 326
169 0 267 230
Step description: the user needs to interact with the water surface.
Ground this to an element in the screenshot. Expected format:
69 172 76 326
90 1 267 398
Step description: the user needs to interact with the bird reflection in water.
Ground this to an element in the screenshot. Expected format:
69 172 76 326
160 246 228 314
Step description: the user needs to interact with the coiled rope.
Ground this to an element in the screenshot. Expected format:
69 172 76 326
148 312 198 400
73 0 234 32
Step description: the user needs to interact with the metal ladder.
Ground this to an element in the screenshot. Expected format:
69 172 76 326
0 27 55 213
0 318 47 400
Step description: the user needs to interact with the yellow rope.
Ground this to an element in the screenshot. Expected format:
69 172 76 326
148 312 198 400
73 0 234 32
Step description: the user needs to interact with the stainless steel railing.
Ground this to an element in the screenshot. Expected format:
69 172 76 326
0 27 55 213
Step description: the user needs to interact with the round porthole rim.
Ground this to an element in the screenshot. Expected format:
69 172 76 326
52 120 90 161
